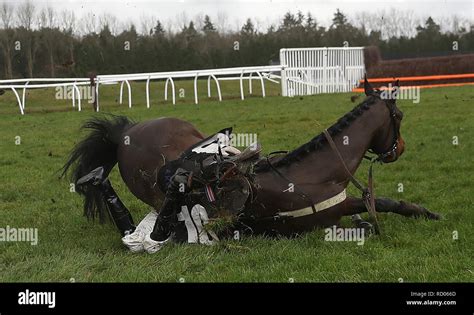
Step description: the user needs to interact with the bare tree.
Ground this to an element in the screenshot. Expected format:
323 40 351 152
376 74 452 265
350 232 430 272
39 6 58 76
17 0 36 30
254 17 265 33
140 14 156 36
354 12 372 35
58 10 77 73
0 2 13 29
216 11 229 34
0 2 15 78
16 0 38 77
232 17 241 33
80 12 98 35
439 15 470 34
361 9 420 39
194 13 205 32
59 9 76 33
39 6 56 29
164 18 174 37
397 10 419 38
99 13 119 35
176 12 189 31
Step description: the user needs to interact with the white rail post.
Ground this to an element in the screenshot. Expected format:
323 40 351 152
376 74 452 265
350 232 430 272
256 71 266 98
194 72 199 104
322 47 327 94
171 78 176 105
207 76 212 98
95 77 100 112
72 83 75 108
21 81 29 109
11 87 24 115
210 74 222 101
164 77 176 105
249 73 253 94
126 80 132 108
119 81 124 104
239 70 245 100
146 76 151 108
280 49 287 97
73 83 82 111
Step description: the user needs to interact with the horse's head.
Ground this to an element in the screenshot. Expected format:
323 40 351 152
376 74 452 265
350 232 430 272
364 77 405 163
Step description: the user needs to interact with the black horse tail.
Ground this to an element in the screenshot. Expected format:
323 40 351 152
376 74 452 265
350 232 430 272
61 115 135 222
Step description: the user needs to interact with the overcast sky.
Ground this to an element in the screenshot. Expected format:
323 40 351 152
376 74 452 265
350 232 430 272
3 0 473 33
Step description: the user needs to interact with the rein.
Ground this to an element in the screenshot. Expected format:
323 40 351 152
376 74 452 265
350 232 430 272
323 129 381 234
264 151 318 214
322 95 401 235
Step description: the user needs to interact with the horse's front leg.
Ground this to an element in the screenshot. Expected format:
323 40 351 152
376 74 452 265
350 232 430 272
341 196 442 220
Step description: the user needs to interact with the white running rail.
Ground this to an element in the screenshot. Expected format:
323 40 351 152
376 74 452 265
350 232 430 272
95 65 283 110
0 78 90 115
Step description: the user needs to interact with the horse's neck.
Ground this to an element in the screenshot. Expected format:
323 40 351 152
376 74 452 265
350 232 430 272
254 103 384 213
298 109 383 183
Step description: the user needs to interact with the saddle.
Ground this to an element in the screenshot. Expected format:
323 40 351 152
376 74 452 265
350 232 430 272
157 128 262 217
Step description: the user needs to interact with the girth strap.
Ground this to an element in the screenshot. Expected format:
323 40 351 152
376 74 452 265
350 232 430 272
275 189 347 219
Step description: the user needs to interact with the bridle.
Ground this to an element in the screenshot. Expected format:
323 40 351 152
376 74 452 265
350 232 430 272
326 92 403 234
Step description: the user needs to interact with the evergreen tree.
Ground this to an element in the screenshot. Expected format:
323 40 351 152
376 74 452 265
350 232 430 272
241 18 255 35
331 9 348 29
153 20 165 36
416 17 441 36
306 12 317 30
202 15 216 32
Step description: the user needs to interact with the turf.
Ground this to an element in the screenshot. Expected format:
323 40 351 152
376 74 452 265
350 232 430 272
0 81 472 282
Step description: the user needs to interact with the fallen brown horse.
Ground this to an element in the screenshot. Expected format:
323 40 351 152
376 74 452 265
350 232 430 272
62 78 440 237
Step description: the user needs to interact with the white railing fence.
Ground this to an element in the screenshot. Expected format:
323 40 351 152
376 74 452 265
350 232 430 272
280 47 365 96
0 47 366 115
95 65 283 111
0 78 90 115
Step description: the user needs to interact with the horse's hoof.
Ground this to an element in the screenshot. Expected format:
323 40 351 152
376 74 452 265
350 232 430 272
425 210 442 220
357 221 374 235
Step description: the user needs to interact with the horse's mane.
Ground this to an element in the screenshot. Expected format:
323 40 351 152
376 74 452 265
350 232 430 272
255 95 379 172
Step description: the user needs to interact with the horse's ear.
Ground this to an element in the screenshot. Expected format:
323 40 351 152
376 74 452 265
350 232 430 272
364 75 374 96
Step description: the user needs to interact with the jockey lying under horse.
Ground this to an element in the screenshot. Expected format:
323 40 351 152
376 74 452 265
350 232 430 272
76 128 259 253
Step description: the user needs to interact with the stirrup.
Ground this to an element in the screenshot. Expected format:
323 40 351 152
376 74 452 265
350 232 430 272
76 166 105 186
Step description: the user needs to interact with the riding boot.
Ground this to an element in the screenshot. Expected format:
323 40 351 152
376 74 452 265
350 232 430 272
150 196 178 241
77 166 135 236
149 167 190 241
100 179 136 236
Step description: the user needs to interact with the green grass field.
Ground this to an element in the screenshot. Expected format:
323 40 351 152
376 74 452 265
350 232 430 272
0 81 473 282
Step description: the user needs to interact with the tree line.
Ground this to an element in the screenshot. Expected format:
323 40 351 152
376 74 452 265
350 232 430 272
0 2 473 79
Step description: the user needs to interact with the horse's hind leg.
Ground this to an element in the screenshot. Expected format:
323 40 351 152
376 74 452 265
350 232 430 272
342 197 441 220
